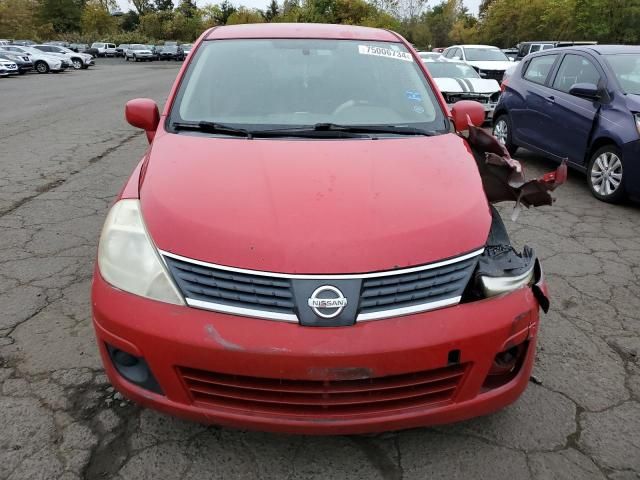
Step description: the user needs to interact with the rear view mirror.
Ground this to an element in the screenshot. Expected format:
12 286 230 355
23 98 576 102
125 98 160 143
450 100 486 132
569 83 599 100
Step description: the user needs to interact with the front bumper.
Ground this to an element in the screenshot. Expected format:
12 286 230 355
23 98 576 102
93 268 545 434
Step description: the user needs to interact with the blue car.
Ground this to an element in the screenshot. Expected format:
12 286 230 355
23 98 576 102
493 45 640 202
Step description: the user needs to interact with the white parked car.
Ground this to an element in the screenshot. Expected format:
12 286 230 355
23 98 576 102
0 58 18 75
125 44 153 62
33 44 94 69
423 58 501 120
91 42 117 57
0 46 66 73
417 51 442 61
442 44 514 83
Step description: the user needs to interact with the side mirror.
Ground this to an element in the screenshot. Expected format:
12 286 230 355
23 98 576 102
568 83 600 100
450 100 486 132
125 98 160 143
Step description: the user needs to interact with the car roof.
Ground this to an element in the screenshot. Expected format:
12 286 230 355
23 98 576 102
205 23 399 42
452 44 499 49
532 45 640 56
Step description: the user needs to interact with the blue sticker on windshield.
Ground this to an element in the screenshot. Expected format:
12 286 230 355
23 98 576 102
405 90 422 101
413 105 425 114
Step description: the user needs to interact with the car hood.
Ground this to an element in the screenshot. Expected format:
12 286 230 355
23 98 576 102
466 60 513 71
434 77 500 95
140 131 491 274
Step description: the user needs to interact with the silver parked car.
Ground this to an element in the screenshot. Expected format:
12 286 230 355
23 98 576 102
34 44 94 69
125 44 153 62
0 46 66 73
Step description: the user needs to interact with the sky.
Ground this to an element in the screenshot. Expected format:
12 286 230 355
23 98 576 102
116 0 482 16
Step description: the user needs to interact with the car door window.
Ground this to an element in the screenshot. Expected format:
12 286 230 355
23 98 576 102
444 49 454 58
523 54 558 85
552 54 601 93
453 48 462 60
530 44 542 53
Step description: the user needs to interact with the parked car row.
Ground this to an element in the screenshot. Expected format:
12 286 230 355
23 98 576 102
0 43 96 75
113 43 193 62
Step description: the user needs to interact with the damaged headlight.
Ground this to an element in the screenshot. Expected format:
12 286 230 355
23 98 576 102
477 245 536 297
465 206 540 301
98 199 184 305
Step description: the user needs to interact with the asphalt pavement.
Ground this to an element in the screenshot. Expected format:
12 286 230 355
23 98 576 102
1 58 639 480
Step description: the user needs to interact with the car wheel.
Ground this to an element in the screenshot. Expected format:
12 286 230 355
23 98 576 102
493 114 518 156
134 55 138 62
18 70 26 75
35 61 49 74
72 58 82 70
587 145 626 203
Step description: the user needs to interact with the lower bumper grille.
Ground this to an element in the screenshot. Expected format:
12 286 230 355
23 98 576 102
178 364 467 417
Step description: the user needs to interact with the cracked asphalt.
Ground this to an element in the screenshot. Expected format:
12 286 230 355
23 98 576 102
1 58 640 480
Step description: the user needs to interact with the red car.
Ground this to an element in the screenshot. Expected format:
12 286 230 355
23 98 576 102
92 23 555 434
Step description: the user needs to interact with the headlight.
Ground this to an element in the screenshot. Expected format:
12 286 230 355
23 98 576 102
479 263 535 297
634 113 640 136
98 199 184 305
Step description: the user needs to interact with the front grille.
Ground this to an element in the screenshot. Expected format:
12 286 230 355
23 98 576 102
165 256 295 315
482 70 505 82
447 93 491 104
359 256 477 316
163 250 481 322
178 363 467 417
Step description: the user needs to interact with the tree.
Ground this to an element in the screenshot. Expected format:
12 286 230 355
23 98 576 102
177 0 198 17
39 0 83 33
121 9 141 30
264 0 280 20
129 0 155 14
154 0 174 11
217 0 237 23
226 7 265 23
82 0 117 35
0 0 40 38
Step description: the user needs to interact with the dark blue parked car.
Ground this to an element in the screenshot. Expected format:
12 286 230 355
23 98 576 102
493 45 640 202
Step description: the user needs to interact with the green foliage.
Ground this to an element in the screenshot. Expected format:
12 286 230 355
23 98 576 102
226 7 265 24
38 0 83 33
1 0 639 48
264 0 279 20
81 0 117 35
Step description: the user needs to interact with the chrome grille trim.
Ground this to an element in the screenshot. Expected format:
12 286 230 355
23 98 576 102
159 248 484 280
160 248 484 323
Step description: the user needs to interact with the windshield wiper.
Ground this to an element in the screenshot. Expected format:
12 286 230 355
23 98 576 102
312 123 436 136
256 123 436 137
172 121 254 138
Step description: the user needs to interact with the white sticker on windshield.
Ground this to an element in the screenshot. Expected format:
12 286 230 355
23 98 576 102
358 45 413 62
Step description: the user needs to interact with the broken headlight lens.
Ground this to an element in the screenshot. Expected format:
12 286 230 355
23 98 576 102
479 261 535 297
98 199 184 305
471 206 538 298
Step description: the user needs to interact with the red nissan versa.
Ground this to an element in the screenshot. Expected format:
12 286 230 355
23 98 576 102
92 23 554 434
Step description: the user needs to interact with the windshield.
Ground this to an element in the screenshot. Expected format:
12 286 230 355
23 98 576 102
465 48 509 62
171 39 446 133
92 43 104 48
131 44 146 50
425 62 480 79
605 54 640 95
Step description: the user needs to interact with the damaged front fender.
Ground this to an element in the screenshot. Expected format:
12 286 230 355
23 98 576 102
465 123 567 208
